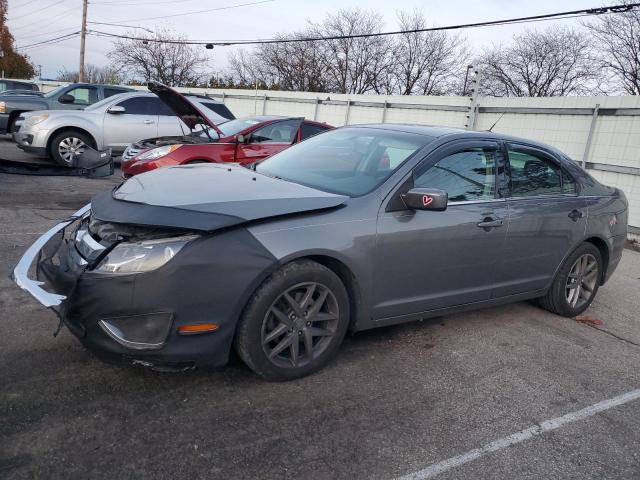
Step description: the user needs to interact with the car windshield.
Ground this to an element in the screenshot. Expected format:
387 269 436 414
256 127 429 196
43 86 67 98
216 117 264 137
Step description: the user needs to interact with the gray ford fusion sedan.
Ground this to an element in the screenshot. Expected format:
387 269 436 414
13 125 628 380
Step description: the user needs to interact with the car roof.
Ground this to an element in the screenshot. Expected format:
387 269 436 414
349 123 560 154
68 83 133 89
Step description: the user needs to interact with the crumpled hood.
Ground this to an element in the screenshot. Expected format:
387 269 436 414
91 163 348 231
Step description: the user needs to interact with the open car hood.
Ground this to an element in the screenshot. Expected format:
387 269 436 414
148 81 223 136
91 164 348 231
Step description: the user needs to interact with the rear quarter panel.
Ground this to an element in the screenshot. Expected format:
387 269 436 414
584 187 628 282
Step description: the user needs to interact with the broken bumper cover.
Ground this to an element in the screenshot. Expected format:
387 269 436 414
11 209 277 370
12 204 91 307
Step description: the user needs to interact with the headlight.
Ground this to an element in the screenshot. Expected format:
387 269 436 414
0 102 5 113
135 144 181 161
24 113 49 126
94 235 198 274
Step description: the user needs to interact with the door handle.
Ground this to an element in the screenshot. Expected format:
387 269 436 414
477 217 504 229
568 209 584 221
143 119 155 124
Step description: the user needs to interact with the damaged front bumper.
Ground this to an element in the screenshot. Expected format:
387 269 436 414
12 204 91 307
11 206 251 371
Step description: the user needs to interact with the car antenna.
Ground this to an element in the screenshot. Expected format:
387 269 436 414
488 113 505 132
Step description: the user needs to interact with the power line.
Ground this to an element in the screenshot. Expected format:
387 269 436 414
87 21 154 33
8 0 49 11
91 0 202 5
15 26 79 41
98 0 275 24
7 0 67 21
87 3 640 47
9 6 78 31
18 31 81 50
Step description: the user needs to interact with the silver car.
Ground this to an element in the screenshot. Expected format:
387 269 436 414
12 125 629 380
13 91 234 165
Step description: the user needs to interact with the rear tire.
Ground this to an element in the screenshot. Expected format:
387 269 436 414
49 130 94 166
234 260 350 381
538 243 602 317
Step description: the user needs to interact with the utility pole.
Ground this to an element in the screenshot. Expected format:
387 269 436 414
79 0 88 82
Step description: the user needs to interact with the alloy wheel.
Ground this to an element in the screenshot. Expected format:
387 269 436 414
565 253 598 309
58 137 86 164
261 282 339 369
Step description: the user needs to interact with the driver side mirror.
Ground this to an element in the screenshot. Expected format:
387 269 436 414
107 105 125 114
401 188 448 211
58 94 75 104
235 134 247 144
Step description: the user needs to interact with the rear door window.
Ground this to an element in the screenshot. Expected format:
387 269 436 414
507 148 562 197
65 86 98 105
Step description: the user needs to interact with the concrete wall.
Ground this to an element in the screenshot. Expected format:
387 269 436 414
32 80 640 237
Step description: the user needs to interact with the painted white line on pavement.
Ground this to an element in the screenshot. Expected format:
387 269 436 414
396 388 640 480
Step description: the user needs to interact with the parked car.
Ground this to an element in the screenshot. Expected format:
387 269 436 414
0 79 39 93
13 125 628 380
121 82 332 176
13 91 234 165
0 83 133 134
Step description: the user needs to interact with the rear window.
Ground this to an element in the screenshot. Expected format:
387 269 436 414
300 123 330 140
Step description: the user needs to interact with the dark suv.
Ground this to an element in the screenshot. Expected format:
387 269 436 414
0 83 133 134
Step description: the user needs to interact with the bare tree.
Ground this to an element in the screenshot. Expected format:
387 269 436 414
57 64 125 84
383 10 469 95
229 33 330 92
584 2 640 95
310 8 391 94
108 29 208 87
477 26 599 97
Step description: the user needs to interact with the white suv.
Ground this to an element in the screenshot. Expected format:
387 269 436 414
14 91 234 165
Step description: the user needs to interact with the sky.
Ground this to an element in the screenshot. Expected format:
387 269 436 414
9 0 602 80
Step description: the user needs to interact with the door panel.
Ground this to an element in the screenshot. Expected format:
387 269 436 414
156 115 186 138
236 143 288 164
493 144 587 297
496 197 587 296
374 201 508 318
102 97 159 150
373 140 508 320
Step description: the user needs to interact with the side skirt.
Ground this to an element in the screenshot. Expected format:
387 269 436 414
356 289 547 331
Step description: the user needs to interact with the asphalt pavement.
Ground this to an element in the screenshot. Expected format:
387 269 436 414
1 137 640 480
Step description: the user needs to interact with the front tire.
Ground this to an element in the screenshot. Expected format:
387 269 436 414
235 260 350 381
538 243 602 317
50 130 93 166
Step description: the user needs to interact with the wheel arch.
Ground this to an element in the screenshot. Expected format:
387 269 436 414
290 253 364 331
583 236 610 284
551 235 611 289
8 110 27 130
46 126 97 153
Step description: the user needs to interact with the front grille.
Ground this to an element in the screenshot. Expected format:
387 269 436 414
122 144 144 161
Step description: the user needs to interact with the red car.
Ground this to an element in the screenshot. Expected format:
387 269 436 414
121 83 333 177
